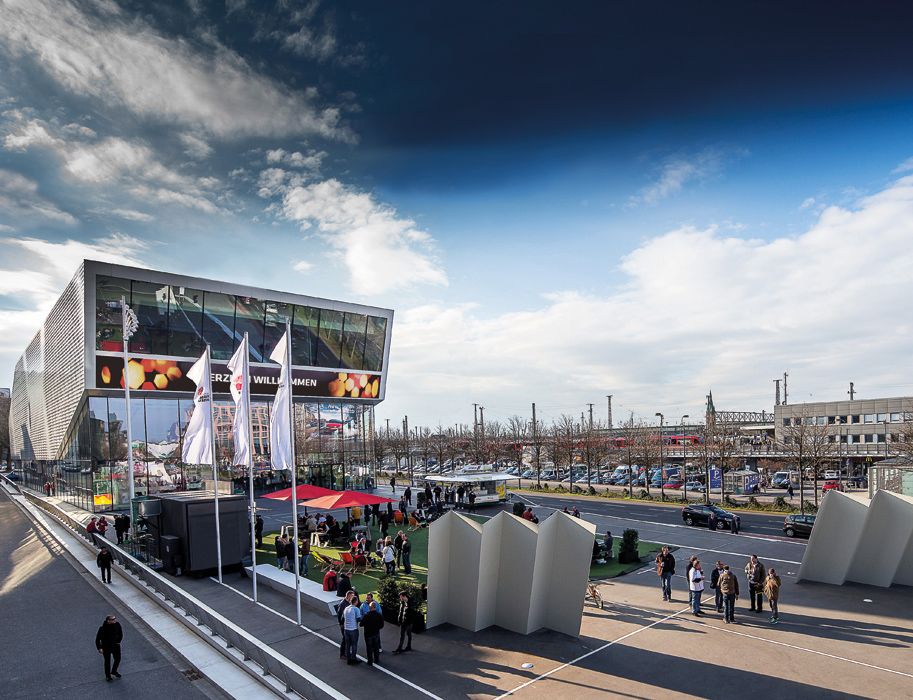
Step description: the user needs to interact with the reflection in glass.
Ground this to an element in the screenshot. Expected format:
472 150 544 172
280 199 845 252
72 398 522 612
263 301 293 361
168 285 205 357
341 312 367 369
363 316 387 371
88 397 110 462
252 401 271 466
145 399 182 493
291 306 319 366
316 309 343 367
202 292 236 360
95 276 131 351
234 296 265 362
129 281 170 354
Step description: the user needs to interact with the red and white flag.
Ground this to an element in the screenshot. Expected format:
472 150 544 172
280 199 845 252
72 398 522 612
269 330 293 470
227 335 251 467
182 349 213 465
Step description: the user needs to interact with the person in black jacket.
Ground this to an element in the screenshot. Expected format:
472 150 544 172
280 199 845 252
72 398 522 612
255 514 264 548
97 547 114 584
709 561 725 613
361 601 384 665
655 546 675 601
401 534 412 575
393 592 414 653
95 615 123 681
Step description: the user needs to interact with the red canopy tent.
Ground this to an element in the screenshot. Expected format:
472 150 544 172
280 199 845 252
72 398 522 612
299 490 394 510
262 484 338 502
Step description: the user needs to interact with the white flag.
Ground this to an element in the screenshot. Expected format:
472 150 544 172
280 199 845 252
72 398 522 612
269 331 293 470
227 336 251 467
182 350 213 465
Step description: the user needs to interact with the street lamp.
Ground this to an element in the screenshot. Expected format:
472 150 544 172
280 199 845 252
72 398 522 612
655 412 664 500
680 414 689 503
121 296 139 539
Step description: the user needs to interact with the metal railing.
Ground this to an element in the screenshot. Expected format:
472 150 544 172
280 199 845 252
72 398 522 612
12 483 343 700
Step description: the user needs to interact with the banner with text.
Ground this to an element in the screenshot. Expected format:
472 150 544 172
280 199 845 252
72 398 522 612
95 354 381 400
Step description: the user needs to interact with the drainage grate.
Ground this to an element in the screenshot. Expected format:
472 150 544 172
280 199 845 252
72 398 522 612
181 668 203 682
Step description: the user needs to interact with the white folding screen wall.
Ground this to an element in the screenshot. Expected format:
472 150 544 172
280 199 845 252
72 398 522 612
427 511 596 637
799 490 913 587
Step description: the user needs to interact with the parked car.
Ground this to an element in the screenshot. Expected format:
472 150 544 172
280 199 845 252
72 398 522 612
846 475 868 488
682 504 741 530
540 470 557 481
823 470 840 480
683 481 703 491
783 514 816 538
822 479 844 493
5 471 21 481
663 481 683 489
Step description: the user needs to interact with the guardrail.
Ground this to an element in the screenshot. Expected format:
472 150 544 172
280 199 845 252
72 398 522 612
12 484 343 700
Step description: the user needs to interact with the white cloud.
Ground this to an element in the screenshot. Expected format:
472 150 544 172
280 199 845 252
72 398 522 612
0 0 353 141
282 24 337 62
379 174 913 425
893 157 913 174
282 179 448 295
2 118 57 150
799 197 816 210
629 148 735 206
106 208 155 222
178 132 213 159
257 168 291 198
0 169 76 225
265 148 326 173
292 260 313 272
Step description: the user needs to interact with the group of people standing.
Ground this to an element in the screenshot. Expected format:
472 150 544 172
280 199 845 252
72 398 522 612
336 589 419 665
656 547 782 624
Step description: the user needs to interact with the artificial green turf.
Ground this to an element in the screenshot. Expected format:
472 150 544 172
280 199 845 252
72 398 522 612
257 525 663 596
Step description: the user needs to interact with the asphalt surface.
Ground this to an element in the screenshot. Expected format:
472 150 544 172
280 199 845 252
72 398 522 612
0 490 215 700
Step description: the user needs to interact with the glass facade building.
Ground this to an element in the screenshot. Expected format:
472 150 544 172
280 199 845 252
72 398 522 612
11 261 393 513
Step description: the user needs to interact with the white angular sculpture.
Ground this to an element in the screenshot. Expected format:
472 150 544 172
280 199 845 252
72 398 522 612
798 490 913 587
427 510 596 636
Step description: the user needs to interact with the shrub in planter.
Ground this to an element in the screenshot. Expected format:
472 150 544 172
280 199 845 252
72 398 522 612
638 489 651 500
747 496 761 509
377 575 426 631
617 528 640 564
587 486 597 496
512 501 526 517
772 496 790 510
802 500 818 514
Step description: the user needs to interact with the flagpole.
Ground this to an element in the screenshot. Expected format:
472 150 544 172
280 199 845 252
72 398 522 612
287 320 302 625
244 333 258 602
208 343 223 584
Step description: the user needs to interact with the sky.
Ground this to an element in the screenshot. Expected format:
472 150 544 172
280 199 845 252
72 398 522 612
1 0 913 429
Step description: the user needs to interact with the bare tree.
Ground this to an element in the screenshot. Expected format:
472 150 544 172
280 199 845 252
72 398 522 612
781 409 837 513
505 415 529 474
619 414 640 498
0 395 9 466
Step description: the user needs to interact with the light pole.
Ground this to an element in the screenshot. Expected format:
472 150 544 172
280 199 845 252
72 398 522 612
655 412 664 500
680 414 689 503
120 296 139 538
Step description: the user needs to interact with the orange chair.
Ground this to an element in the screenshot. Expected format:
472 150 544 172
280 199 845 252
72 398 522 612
393 510 405 525
339 551 356 574
408 514 420 531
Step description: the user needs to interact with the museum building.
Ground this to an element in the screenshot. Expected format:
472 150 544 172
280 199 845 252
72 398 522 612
9 260 393 512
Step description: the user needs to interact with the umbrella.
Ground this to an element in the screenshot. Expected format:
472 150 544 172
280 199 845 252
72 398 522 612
299 490 394 510
263 484 339 502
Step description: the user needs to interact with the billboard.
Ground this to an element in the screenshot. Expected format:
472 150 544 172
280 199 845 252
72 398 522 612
95 354 382 400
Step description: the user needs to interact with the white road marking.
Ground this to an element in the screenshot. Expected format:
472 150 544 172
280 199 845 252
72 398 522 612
212 578 446 700
682 616 913 680
494 606 690 698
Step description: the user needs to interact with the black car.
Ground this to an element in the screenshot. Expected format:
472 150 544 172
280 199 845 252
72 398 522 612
681 504 740 531
783 514 816 538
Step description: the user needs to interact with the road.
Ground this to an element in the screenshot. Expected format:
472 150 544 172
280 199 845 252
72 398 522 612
0 489 216 699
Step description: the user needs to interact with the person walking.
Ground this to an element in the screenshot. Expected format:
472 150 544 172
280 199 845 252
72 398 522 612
404 486 412 506
390 476 396 493
745 555 766 613
764 568 782 624
95 614 123 681
335 590 356 660
382 537 396 575
456 485 465 507
468 490 476 512
603 531 613 560
710 561 725 613
255 514 264 548
275 534 289 571
361 601 384 666
97 516 109 540
719 565 740 623
655 546 675 601
685 555 698 606
394 530 405 569
43 479 52 496
393 591 414 654
708 511 717 531
342 591 362 664
787 483 794 500
689 559 705 616
299 536 310 577
97 546 114 584
401 534 412 575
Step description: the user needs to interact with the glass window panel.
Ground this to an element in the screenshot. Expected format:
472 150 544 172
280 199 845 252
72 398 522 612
95 276 131 351
88 397 109 462
213 400 235 468
316 309 344 368
234 296 266 362
341 312 367 369
201 292 237 361
864 414 876 424
167 285 205 357
363 316 387 372
876 413 888 422
144 399 181 494
291 306 319 366
129 281 170 354
891 412 902 422
107 397 128 463
263 300 293 362
252 402 271 467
